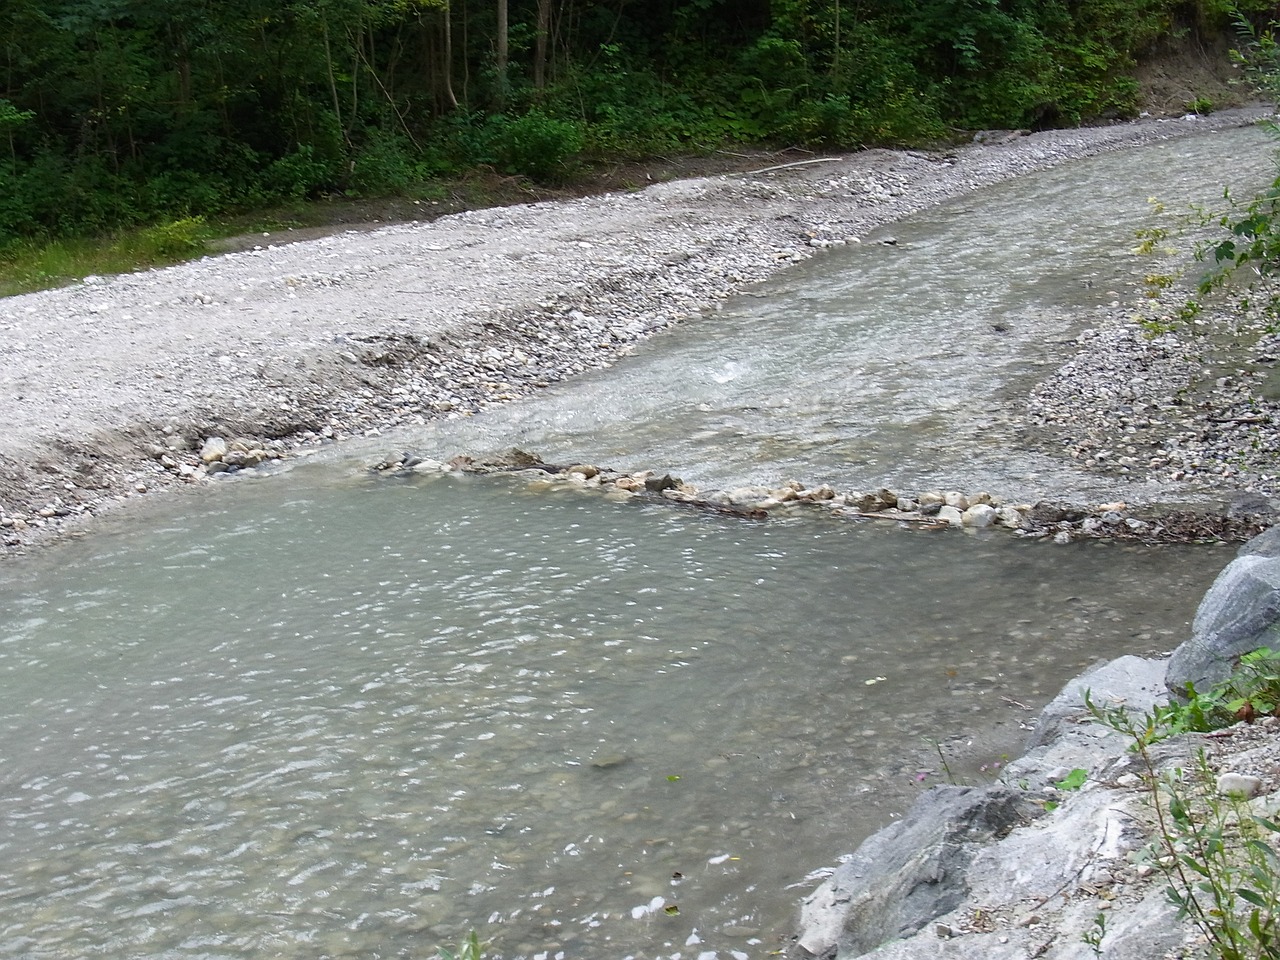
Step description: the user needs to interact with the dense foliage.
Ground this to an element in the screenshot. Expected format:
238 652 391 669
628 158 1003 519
0 0 1273 246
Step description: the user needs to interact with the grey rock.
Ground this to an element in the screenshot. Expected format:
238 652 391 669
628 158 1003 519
995 507 1026 529
851 492 881 512
1023 655 1167 753
1240 523 1280 559
645 474 680 494
795 786 1036 959
1228 492 1277 522
1165 554 1280 696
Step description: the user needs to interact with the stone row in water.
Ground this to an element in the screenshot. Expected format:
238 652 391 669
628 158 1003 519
370 449 1272 544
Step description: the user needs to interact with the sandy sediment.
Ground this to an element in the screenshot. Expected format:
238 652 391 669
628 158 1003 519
0 108 1274 554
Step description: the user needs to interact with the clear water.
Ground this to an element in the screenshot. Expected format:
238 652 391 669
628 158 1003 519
0 472 1228 959
381 125 1277 503
0 126 1271 959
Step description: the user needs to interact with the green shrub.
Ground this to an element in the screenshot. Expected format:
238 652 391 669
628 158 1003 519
261 145 342 202
348 131 421 196
138 217 209 258
1087 678 1280 960
490 110 585 183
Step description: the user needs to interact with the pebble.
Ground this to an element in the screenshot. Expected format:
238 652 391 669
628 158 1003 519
1029 310 1280 504
1216 772 1264 799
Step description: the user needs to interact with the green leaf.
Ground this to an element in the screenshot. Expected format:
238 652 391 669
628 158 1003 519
1238 888 1268 908
1054 768 1088 791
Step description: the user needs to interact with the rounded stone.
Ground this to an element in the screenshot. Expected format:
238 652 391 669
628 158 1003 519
938 505 964 527
1217 773 1263 799
962 504 997 528
199 436 228 463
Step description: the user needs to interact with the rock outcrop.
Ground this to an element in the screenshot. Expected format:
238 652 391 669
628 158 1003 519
1166 537 1280 695
792 527 1280 960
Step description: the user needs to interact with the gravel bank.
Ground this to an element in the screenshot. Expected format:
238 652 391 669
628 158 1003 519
0 108 1274 553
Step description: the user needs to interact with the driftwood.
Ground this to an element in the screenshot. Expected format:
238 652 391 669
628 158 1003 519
743 157 843 176
848 511 949 528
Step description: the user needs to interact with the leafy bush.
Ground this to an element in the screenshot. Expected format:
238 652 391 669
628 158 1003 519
348 131 422 196
261 145 342 202
1092 648 1280 747
490 110 585 183
138 217 210 258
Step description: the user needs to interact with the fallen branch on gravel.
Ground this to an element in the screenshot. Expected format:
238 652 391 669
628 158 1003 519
744 158 843 176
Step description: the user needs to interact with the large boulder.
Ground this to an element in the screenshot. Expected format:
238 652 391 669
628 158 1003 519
794 786 1037 959
1165 549 1280 696
1024 655 1167 753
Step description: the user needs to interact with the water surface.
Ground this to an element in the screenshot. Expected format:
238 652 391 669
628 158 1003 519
378 125 1276 503
0 472 1230 958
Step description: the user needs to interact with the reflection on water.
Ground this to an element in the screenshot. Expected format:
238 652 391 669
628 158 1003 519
0 471 1229 958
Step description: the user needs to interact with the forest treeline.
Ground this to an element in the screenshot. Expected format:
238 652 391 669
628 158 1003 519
0 0 1273 247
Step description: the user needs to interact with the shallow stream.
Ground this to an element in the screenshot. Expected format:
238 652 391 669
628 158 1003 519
1 125 1275 959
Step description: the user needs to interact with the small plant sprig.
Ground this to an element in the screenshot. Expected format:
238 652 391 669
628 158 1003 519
439 930 485 960
1083 910 1107 956
1085 650 1280 960
1094 648 1280 750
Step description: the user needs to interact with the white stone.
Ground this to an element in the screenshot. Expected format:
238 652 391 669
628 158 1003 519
726 487 768 506
1217 773 1263 799
962 504 997 528
199 436 228 463
938 505 964 527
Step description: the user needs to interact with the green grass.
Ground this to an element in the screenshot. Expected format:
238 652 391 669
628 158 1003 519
0 217 213 298
0 180 496 299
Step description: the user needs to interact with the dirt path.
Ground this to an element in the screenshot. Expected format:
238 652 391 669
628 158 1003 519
0 109 1271 553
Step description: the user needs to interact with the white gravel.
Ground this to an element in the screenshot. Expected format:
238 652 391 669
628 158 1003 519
0 108 1273 552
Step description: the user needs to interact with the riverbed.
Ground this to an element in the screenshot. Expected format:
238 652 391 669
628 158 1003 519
0 119 1277 958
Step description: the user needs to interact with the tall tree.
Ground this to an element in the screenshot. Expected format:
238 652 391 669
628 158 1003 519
496 0 509 105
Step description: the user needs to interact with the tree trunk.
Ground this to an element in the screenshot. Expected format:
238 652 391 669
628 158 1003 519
496 0 509 106
442 0 458 110
832 0 841 80
533 0 552 89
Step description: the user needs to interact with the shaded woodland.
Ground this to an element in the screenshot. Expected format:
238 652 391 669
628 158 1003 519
0 0 1271 244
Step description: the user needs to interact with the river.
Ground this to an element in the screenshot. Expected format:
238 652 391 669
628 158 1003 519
0 124 1274 959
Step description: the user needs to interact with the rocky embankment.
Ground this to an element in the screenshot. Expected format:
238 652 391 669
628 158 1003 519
791 526 1280 960
0 108 1275 554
